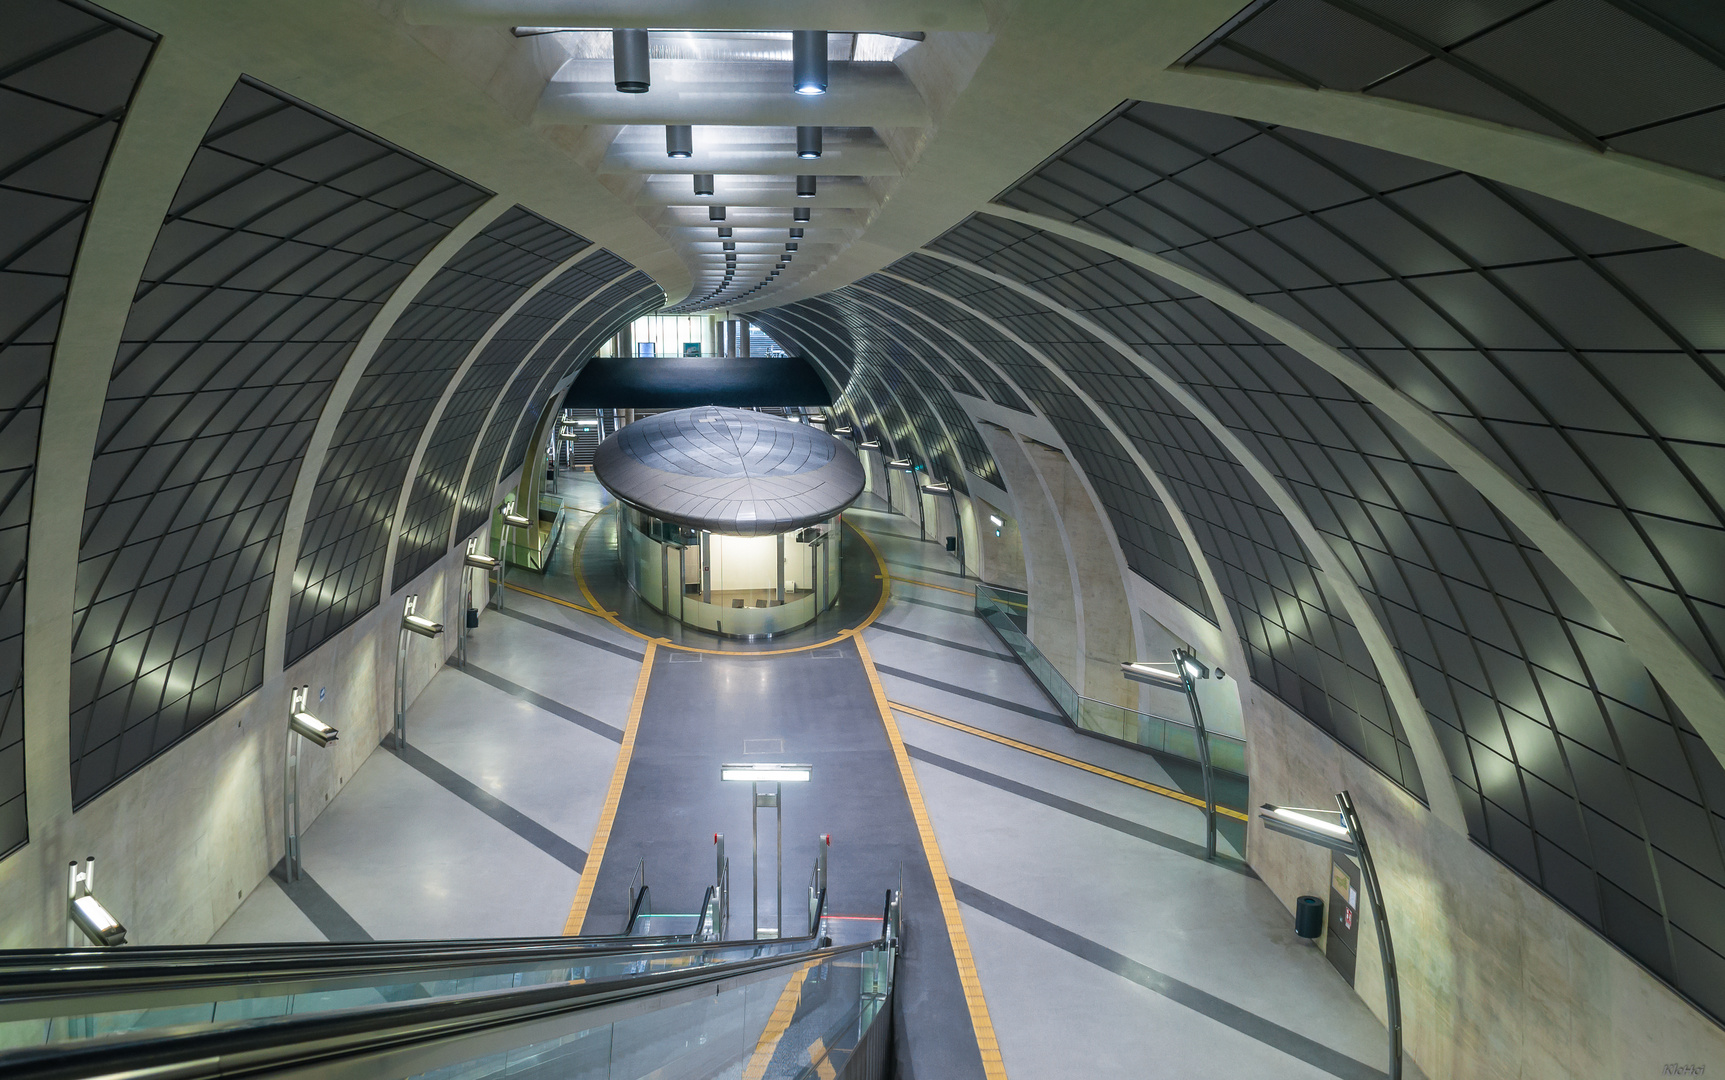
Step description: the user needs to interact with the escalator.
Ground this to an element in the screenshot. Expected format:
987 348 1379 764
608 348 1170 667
0 871 899 1080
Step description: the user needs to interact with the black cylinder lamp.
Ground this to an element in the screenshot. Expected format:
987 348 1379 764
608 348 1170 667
793 206 811 222
665 124 692 157
796 175 817 199
613 29 650 93
797 126 823 159
791 31 828 95
693 173 714 196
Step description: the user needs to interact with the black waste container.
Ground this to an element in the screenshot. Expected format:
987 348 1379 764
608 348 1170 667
1295 895 1324 939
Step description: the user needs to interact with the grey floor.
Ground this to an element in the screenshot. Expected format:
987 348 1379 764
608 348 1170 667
213 475 1416 1080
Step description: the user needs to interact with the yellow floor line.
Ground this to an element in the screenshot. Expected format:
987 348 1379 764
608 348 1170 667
741 963 815 1080
561 505 893 657
850 632 1008 1080
563 638 658 935
807 1037 838 1080
503 581 601 616
888 700 1249 821
887 574 975 599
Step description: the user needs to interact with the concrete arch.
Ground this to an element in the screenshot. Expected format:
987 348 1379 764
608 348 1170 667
23 46 241 829
1131 68 1725 262
262 195 514 677
875 272 1255 732
447 264 640 553
378 246 606 596
901 254 1469 832
979 203 1725 784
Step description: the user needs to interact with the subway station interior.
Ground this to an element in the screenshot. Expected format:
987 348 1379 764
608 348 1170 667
0 1 1723 1077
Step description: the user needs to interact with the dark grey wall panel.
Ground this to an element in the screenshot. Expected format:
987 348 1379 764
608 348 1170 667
0 0 156 847
284 207 585 663
454 252 634 538
494 275 660 490
755 297 1002 492
1183 0 1725 179
388 247 625 590
69 76 487 806
960 99 1725 1019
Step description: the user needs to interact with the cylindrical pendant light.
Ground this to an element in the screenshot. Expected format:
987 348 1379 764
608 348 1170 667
796 175 817 198
786 243 798 252
722 241 735 251
793 207 811 222
693 174 714 196
796 126 823 159
791 31 828 95
613 29 650 93
789 227 804 238
710 205 726 221
665 124 692 157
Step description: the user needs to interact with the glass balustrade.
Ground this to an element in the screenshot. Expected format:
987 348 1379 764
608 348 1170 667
975 584 1248 776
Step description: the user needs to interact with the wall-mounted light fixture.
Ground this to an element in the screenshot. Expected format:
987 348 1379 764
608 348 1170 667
793 206 811 223
693 173 715 197
284 685 338 883
791 30 827 95
665 124 692 157
722 762 813 938
989 514 1004 527
796 125 823 158
1260 793 1401 1079
496 505 532 613
709 205 726 221
795 175 817 198
785 243 799 252
612 28 650 93
394 594 443 748
1122 648 1216 858
67 857 125 947
789 227 804 239
460 540 498 667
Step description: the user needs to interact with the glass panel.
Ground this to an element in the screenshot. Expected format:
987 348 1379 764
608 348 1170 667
974 585 1248 775
0 939 818 1048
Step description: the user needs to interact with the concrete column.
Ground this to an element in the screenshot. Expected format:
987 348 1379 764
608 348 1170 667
974 498 1026 591
978 425 1079 690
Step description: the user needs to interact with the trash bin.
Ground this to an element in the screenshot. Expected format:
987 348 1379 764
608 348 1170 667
1295 895 1324 939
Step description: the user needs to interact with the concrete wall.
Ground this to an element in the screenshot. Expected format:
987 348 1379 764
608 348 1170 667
0 529 485 949
1018 438 1137 708
1243 673 1725 1078
974 496 1026 591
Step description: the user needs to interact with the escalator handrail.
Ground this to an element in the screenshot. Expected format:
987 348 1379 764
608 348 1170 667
0 938 891 1080
0 890 831 1016
622 882 651 935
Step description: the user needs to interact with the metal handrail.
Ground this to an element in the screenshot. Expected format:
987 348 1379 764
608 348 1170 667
622 882 652 935
0 938 893 1080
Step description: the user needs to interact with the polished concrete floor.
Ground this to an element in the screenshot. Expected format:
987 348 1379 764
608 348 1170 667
214 471 1418 1080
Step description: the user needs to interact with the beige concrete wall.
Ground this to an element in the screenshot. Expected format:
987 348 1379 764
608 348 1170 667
974 497 1026 591
0 530 482 949
980 423 1078 684
1019 438 1137 708
1243 683 1725 1078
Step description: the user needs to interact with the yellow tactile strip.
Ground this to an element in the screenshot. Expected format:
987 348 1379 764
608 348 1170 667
558 503 893 656
888 700 1249 822
742 962 816 1080
849 631 1008 1080
562 638 658 935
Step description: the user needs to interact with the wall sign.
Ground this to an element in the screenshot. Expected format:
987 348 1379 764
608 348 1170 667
1327 851 1361 985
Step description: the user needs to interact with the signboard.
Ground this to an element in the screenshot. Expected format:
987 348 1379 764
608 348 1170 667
682 342 701 357
1326 851 1361 985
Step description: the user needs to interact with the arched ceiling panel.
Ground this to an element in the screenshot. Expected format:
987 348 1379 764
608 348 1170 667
286 207 583 663
901 96 1725 1019
1182 0 1725 180
455 253 636 538
392 250 642 589
494 276 662 488
70 75 486 807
